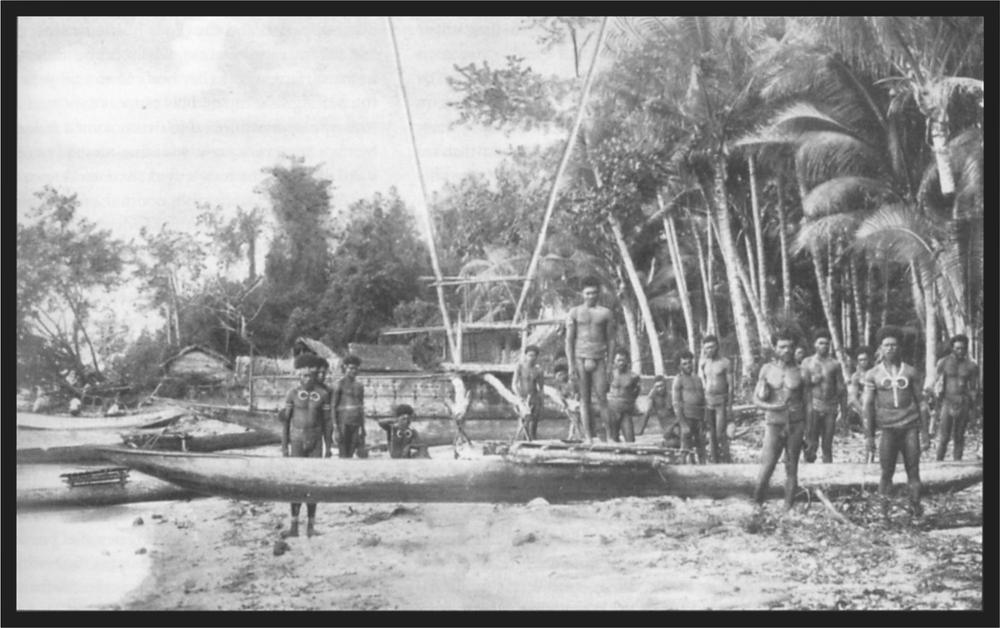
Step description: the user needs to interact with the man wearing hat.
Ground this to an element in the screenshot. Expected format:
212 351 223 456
280 353 334 537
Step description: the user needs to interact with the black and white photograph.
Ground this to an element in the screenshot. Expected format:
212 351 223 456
13 14 989 616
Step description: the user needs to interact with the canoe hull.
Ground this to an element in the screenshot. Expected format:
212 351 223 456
15 465 199 510
99 446 984 504
16 407 187 431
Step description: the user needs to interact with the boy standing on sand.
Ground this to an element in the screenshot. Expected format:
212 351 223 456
672 350 707 462
639 375 672 437
513 345 545 441
606 348 641 443
699 335 733 463
333 355 366 458
281 354 334 537
752 329 813 511
801 330 847 463
846 346 872 432
864 326 929 520
565 276 615 443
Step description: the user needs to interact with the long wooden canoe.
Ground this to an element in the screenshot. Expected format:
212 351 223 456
16 406 187 431
15 464 199 510
98 445 983 504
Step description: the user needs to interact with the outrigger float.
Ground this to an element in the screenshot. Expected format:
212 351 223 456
98 442 983 505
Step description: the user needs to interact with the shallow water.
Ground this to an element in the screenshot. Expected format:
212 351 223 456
17 504 154 610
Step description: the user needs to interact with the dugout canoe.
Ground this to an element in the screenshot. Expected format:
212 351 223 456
97 443 983 504
16 406 187 431
15 464 200 510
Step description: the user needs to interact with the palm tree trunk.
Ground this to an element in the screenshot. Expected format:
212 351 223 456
849 258 865 348
928 114 956 196
619 299 642 374
909 263 925 327
864 263 875 346
748 153 768 314
777 174 792 318
687 208 718 336
743 236 760 305
710 162 757 384
921 265 938 382
662 210 697 353
810 243 845 363
880 264 890 330
608 215 664 376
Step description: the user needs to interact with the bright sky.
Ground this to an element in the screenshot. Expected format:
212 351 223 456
17 16 579 238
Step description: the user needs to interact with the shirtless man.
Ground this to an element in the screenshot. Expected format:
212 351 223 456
672 350 707 462
512 345 545 440
333 355 366 458
846 346 872 432
699 335 733 463
928 334 979 461
565 276 615 443
864 326 928 520
794 345 808 366
801 330 847 463
281 354 334 537
752 329 813 510
606 348 641 442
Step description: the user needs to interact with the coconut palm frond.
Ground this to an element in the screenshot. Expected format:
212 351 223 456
853 204 941 267
794 132 887 188
791 213 862 255
801 176 896 219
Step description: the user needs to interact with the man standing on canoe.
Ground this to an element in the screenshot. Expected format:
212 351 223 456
606 348 641 443
864 325 929 520
672 350 707 462
699 335 734 463
565 276 615 443
333 355 367 458
281 353 334 538
927 334 979 461
512 344 545 440
801 329 848 463
752 328 813 510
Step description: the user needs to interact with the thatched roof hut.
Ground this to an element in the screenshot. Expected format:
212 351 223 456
162 345 233 383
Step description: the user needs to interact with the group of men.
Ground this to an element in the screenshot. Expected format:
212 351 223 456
278 353 422 537
754 326 979 519
520 277 981 520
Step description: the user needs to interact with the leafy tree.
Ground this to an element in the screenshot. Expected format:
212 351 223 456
133 224 207 348
17 187 127 389
196 203 267 282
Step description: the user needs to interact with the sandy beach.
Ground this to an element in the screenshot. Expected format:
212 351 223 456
17 428 984 611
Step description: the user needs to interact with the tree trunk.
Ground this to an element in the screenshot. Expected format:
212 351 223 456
743 236 759 305
929 116 956 197
864 263 875 346
247 235 257 282
709 161 756 384
663 212 697 353
608 215 664 376
748 154 768 315
880 264 890 330
810 243 845 364
687 208 718 336
922 266 938 381
776 174 792 318
620 299 642 374
908 263 925 327
848 258 865 349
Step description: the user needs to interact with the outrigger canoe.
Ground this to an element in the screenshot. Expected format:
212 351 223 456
16 406 187 431
15 464 199 510
98 442 984 504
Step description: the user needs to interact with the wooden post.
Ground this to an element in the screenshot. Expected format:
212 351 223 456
512 17 609 323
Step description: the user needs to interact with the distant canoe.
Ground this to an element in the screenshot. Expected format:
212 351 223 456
15 464 199 510
16 406 187 431
97 445 983 504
